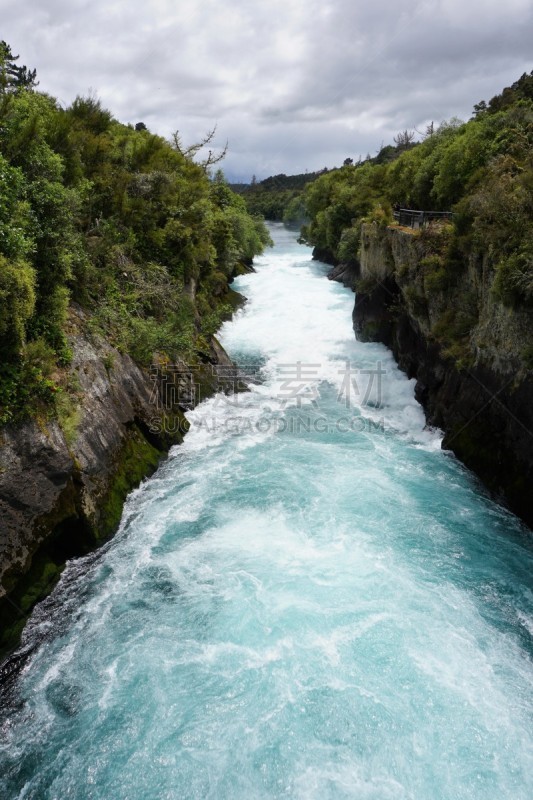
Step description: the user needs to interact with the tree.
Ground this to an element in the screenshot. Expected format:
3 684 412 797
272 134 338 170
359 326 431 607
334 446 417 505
172 125 228 172
393 130 416 148
343 157 354 166
0 40 38 92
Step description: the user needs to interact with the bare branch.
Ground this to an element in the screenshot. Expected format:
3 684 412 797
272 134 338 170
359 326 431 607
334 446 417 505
171 125 228 171
393 129 416 147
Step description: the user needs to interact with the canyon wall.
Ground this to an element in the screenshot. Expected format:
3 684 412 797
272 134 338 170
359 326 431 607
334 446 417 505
329 222 533 528
0 304 238 653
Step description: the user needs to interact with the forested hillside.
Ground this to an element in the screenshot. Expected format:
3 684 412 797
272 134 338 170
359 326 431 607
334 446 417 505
233 171 324 224
235 132 439 226
0 41 270 427
301 72 533 313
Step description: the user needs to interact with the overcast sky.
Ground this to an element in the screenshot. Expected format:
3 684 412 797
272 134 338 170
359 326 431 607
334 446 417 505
3 0 532 181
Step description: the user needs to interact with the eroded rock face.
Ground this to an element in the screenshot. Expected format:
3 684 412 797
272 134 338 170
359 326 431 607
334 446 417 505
327 262 360 290
0 420 74 596
328 223 533 528
0 306 239 651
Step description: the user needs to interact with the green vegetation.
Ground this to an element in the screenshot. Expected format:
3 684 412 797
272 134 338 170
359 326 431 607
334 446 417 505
100 425 163 539
300 73 533 362
232 138 422 227
233 171 324 225
0 40 38 92
0 553 62 655
0 44 270 426
301 74 533 284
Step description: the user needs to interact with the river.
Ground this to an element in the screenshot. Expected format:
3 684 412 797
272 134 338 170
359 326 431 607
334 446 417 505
1 224 532 799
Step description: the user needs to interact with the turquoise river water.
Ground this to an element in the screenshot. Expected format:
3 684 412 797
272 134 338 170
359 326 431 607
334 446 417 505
0 224 532 799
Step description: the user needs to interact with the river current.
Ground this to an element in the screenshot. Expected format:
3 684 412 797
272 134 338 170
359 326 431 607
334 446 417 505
1 224 532 799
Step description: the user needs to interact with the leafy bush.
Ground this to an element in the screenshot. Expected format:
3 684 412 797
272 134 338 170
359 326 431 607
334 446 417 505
0 255 36 359
362 203 393 227
421 255 449 292
337 226 361 265
493 250 533 307
0 47 271 425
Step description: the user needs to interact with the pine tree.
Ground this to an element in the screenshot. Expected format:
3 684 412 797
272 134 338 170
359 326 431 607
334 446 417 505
0 41 38 92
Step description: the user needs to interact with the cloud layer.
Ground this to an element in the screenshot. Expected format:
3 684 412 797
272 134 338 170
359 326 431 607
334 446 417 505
4 0 532 179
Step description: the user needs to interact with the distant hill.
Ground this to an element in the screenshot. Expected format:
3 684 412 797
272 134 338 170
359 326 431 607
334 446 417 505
230 170 327 222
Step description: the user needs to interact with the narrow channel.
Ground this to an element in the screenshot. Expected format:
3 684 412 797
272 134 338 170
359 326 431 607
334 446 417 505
1 224 532 800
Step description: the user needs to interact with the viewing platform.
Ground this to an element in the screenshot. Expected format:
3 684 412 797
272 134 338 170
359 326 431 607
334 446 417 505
392 208 453 229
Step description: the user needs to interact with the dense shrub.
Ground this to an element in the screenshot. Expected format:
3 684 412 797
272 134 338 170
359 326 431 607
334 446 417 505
301 73 533 314
0 44 271 424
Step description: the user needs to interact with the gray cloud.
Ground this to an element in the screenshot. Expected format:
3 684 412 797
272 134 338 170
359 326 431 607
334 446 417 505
3 0 532 180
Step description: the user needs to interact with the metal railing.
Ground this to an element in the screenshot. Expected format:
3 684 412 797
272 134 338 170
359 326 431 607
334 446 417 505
392 208 453 229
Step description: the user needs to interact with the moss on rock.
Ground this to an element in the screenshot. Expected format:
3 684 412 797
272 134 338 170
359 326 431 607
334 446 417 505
99 425 163 539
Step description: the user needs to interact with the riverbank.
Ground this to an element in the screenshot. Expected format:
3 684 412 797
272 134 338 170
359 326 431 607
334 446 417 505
327 222 533 528
0 293 245 658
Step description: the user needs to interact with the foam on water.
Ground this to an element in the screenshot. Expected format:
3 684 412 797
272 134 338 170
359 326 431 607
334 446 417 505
1 224 532 800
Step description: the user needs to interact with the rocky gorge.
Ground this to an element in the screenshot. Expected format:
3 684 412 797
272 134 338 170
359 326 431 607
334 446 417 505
0 302 241 656
328 221 533 529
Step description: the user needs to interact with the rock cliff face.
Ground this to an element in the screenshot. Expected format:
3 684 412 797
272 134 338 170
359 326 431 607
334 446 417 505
0 305 239 653
328 222 533 528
